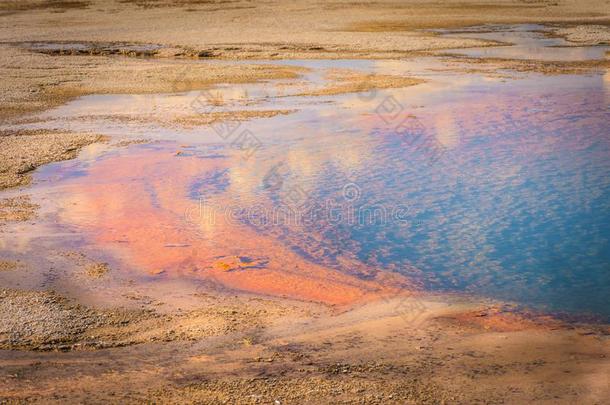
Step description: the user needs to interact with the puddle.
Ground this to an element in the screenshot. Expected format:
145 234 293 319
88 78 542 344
2 25 610 320
436 24 610 61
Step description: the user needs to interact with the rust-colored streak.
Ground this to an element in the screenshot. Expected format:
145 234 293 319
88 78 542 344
59 146 405 306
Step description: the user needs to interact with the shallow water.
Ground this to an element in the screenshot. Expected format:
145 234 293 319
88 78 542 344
437 24 610 61
3 26 610 320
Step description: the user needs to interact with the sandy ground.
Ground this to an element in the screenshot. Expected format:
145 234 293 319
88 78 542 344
436 55 610 75
0 129 106 189
552 24 610 45
0 44 305 121
0 285 608 403
0 196 38 224
0 1 609 404
1 0 609 57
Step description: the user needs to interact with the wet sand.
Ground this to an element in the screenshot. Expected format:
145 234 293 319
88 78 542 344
1 1 609 404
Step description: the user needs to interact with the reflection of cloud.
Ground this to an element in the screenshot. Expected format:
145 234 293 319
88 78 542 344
371 59 409 74
204 85 249 102
227 165 254 197
286 148 316 181
334 144 364 175
434 112 459 148
193 202 218 238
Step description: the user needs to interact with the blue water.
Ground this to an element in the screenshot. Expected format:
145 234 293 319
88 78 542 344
228 72 610 321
